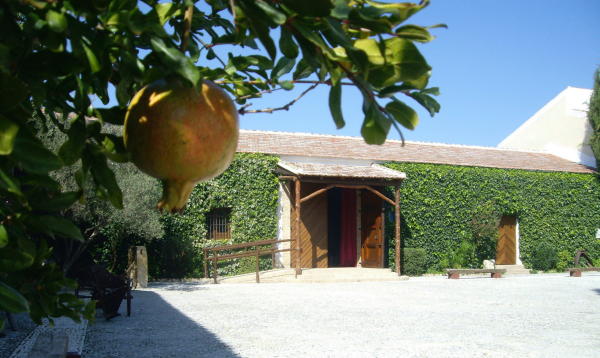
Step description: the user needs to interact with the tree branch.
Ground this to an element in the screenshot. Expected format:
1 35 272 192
239 83 319 114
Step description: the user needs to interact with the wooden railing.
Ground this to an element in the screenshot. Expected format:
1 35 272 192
203 239 294 283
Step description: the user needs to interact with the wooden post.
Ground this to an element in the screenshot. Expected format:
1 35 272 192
212 258 218 284
394 186 401 276
256 251 260 283
203 248 208 278
294 178 302 276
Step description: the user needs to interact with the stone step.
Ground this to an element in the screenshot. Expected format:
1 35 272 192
495 264 531 275
219 268 407 284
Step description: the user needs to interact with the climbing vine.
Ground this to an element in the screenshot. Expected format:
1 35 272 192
385 163 600 271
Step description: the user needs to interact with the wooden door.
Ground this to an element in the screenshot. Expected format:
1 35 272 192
496 216 517 265
290 182 328 268
361 190 384 268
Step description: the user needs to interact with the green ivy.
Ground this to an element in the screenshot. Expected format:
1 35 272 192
155 153 279 278
385 163 600 271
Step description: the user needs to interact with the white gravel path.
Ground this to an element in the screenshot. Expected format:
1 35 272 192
82 274 600 358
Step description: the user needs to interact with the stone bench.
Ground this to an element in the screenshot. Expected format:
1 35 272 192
568 267 600 277
446 269 506 279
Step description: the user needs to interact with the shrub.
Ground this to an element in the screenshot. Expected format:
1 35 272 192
402 248 428 276
556 250 573 272
530 243 558 271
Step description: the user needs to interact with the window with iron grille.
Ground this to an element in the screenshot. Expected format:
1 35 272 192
206 208 231 240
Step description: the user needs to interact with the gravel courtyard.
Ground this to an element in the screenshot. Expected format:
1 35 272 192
83 274 600 358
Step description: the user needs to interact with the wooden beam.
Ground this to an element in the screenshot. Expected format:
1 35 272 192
294 178 302 276
395 186 401 276
364 185 395 206
278 175 297 181
300 184 335 203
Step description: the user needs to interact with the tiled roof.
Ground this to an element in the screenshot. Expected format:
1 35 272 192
279 161 406 180
238 130 595 174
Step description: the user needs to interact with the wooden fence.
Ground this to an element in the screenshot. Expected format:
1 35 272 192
203 239 294 283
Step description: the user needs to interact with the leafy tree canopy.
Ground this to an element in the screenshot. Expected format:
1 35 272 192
588 68 600 168
0 0 442 324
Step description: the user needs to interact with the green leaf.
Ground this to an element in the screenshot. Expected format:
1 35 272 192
86 147 123 209
272 57 295 80
395 25 434 43
354 38 384 65
96 107 127 125
328 79 344 129
0 248 34 272
386 99 419 130
58 116 86 165
150 38 200 86
293 59 313 80
0 225 8 249
365 0 428 25
31 191 81 212
279 28 298 59
36 215 84 241
0 117 19 155
81 42 101 73
279 80 294 90
155 2 179 25
331 0 351 19
46 10 67 33
255 0 286 25
361 100 391 144
409 92 441 117
0 281 29 313
0 168 22 196
281 0 334 17
11 132 63 174
384 38 431 81
0 72 29 111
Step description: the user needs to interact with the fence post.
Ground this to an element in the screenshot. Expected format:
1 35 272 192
212 258 218 284
203 248 208 278
256 251 260 283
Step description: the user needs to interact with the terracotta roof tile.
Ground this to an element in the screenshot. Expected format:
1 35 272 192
238 130 595 174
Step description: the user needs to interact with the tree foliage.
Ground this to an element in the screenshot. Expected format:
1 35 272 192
0 0 441 324
588 68 600 168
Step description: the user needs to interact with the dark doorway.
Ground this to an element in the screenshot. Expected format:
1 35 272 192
327 188 357 267
327 188 341 267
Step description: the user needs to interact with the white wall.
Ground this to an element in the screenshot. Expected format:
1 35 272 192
498 87 595 168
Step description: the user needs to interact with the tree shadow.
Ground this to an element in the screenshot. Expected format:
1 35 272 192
83 288 240 357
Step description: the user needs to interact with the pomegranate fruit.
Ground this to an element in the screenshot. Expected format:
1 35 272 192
124 79 239 212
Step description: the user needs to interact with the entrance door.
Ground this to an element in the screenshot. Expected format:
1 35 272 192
361 190 384 268
496 216 517 265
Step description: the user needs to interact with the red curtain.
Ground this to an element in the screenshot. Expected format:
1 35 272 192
339 189 357 267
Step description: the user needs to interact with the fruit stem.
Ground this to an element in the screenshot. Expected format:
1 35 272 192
157 179 197 213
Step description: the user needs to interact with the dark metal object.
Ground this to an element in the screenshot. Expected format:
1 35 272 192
76 264 133 320
574 250 594 267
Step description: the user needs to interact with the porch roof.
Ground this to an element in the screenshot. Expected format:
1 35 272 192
278 161 406 182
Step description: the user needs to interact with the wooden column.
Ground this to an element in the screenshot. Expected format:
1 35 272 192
294 178 302 276
394 186 401 276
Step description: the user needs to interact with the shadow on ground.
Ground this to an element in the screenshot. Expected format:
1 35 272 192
592 288 600 296
83 289 240 358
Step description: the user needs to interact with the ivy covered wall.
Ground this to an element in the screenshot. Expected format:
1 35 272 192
104 153 280 278
385 162 600 270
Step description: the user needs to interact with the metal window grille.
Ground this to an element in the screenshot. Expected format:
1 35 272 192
207 208 231 240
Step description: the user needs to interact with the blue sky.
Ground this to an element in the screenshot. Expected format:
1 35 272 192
237 0 600 147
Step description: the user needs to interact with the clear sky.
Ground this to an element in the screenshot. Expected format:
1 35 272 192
237 0 600 147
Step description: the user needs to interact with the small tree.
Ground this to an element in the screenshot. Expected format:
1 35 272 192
588 68 600 168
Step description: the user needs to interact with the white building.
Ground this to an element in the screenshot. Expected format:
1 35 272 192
498 87 595 168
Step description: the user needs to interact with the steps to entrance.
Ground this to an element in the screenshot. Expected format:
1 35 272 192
218 267 409 284
494 264 531 275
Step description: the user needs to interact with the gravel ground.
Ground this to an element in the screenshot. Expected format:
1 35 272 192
83 274 600 358
0 313 36 358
